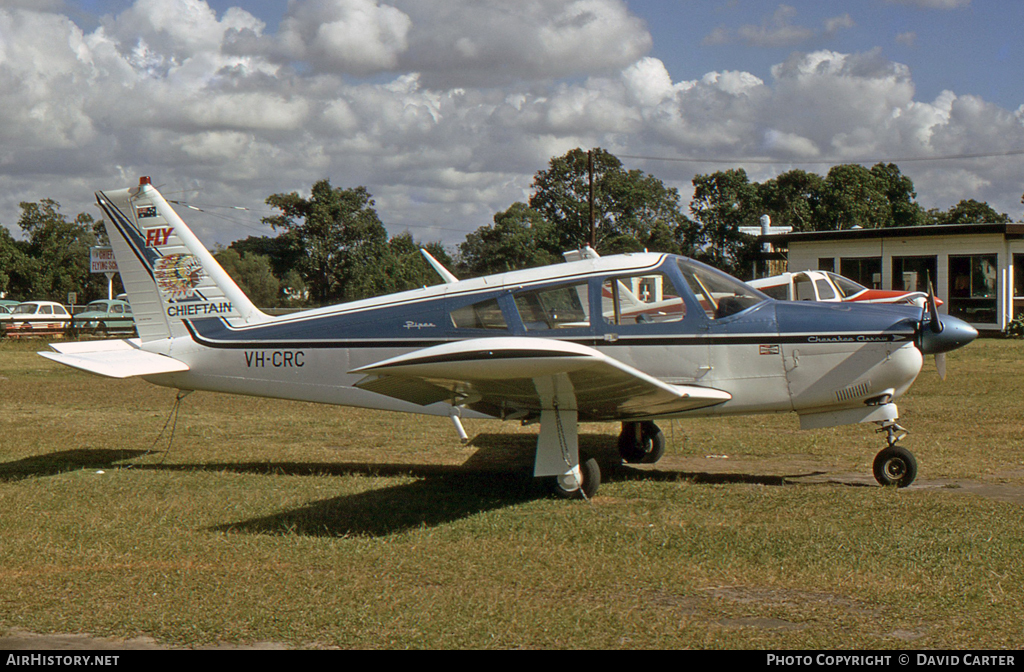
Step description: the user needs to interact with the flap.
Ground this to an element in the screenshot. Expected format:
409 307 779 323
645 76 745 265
351 337 730 421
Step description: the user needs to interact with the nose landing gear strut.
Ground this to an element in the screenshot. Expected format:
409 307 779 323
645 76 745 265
618 421 666 464
873 420 917 488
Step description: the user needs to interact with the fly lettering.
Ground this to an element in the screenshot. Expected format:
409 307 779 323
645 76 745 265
145 227 174 247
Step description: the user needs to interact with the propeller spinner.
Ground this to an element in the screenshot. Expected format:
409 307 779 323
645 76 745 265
915 283 978 379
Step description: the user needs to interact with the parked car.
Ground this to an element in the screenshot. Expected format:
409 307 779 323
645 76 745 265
0 301 72 337
69 299 136 336
749 270 938 308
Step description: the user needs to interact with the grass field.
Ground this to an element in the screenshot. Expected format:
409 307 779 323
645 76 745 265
1 337 1023 649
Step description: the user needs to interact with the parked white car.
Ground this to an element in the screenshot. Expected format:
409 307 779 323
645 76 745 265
749 271 935 308
0 301 72 336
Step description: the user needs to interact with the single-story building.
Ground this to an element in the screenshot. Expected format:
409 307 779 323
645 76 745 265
761 222 1024 333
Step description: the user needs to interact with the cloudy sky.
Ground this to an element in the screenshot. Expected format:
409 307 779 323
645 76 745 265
2 0 1023 248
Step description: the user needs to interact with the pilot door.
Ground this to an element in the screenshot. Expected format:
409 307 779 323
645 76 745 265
677 262 790 414
595 270 709 384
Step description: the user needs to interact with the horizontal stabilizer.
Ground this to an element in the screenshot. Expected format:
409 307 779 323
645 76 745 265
352 337 731 421
40 339 189 379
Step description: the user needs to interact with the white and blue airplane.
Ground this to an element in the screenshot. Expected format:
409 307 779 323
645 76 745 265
41 177 978 498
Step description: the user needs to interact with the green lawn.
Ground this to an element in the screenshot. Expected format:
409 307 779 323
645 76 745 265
1 337 1022 648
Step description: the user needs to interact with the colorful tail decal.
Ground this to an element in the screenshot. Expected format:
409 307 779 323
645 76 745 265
96 177 267 342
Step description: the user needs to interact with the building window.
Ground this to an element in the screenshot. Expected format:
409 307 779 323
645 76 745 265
817 258 835 273
840 257 881 289
1014 254 1024 319
892 256 938 292
948 254 998 324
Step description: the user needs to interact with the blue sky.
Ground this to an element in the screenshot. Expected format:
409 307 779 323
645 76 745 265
642 1 1023 111
74 0 1023 108
2 0 1022 245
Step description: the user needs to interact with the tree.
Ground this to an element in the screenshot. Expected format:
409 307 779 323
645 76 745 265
817 164 892 230
457 202 561 277
368 232 453 294
263 180 389 303
931 199 1011 225
0 227 30 299
230 233 305 284
688 168 760 276
17 199 100 302
213 248 282 308
528 148 690 255
756 169 825 232
869 163 927 228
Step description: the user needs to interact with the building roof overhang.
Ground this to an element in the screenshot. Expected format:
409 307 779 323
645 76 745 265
763 222 1024 245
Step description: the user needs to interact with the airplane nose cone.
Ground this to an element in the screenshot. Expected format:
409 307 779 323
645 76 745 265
919 314 978 355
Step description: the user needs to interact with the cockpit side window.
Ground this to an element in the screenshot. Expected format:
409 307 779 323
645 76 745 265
602 273 685 325
677 259 766 320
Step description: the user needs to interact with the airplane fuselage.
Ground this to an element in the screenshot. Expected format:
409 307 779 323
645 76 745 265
143 252 927 429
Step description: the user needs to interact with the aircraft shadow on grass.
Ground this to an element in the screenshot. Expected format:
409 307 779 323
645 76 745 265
0 449 148 483
187 433 830 538
1 437 829 537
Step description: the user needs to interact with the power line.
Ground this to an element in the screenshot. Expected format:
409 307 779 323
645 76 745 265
618 148 1024 166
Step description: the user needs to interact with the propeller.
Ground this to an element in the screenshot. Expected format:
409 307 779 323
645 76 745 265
914 280 977 380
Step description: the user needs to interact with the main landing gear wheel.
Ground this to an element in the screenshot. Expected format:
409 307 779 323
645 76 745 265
550 456 601 500
618 421 665 464
873 445 918 488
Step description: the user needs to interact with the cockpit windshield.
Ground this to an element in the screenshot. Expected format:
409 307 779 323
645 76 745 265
676 258 768 320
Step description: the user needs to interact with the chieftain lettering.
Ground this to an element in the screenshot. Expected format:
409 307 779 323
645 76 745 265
166 301 233 317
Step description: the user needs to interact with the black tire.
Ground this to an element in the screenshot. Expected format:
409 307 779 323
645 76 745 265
95 322 107 337
873 446 918 488
618 421 666 464
550 457 601 499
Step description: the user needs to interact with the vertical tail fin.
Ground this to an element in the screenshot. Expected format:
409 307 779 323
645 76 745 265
96 177 268 342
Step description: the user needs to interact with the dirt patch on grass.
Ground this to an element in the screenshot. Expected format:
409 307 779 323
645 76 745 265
627 454 1024 505
0 628 290 650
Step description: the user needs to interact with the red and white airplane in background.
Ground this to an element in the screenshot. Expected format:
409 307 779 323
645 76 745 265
749 270 941 308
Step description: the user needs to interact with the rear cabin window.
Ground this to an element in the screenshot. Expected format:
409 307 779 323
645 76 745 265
513 283 590 330
602 273 685 325
450 297 508 330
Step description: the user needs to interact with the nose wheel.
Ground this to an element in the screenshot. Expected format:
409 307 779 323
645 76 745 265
873 421 917 488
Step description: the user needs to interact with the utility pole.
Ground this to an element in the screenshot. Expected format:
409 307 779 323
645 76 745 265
588 149 596 249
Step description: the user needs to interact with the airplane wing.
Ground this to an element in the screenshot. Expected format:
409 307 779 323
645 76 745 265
350 337 731 421
40 339 190 379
